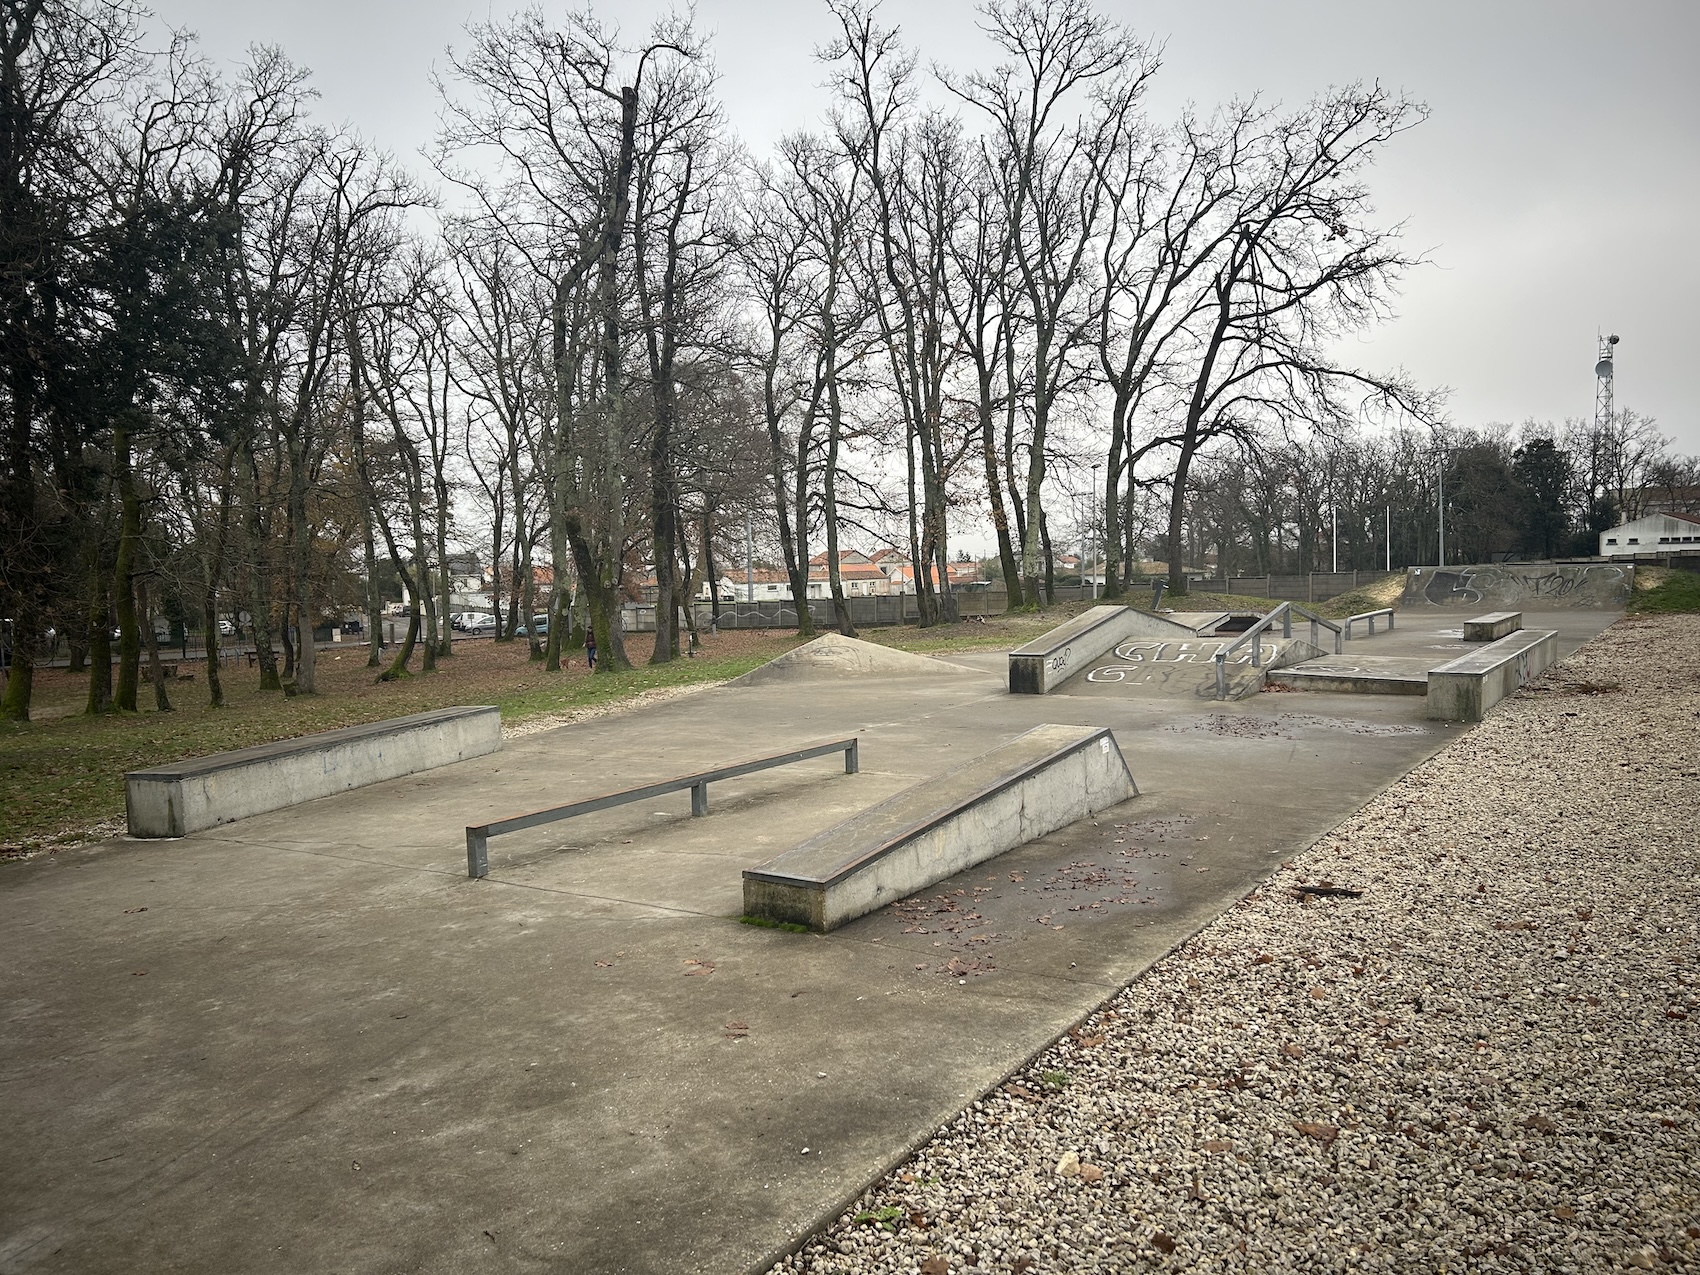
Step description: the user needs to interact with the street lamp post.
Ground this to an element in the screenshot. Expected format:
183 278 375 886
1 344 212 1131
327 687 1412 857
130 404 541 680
1090 463 1101 599
1437 457 1446 568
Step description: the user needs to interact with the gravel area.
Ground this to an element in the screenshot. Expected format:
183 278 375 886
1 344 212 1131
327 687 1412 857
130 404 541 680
770 614 1700 1274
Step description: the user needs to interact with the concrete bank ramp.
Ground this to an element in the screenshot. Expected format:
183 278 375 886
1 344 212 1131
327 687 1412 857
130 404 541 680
743 724 1136 931
1009 605 1221 694
728 633 981 686
1058 634 1323 700
1402 562 1632 609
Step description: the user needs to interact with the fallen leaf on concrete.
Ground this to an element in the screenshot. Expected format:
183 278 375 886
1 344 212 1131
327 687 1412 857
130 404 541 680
1185 976 1202 991
1309 986 1328 1000
1151 1231 1177 1254
1254 953 1274 965
683 959 715 976
131 970 147 976
724 1020 749 1039
1203 1140 1234 1153
1293 1121 1340 1144
1281 1042 1306 1059
1553 1205 1577 1220
1078 1163 1103 1183
920 1255 948 1275
123 907 148 914
1523 1113 1557 1133
594 960 613 968
1575 908 1594 921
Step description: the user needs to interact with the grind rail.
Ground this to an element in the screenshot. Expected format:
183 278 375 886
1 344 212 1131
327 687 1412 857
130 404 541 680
1342 607 1396 639
1213 602 1343 700
464 736 859 878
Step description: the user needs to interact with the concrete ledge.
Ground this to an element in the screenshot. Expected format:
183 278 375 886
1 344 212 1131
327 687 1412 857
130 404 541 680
1464 611 1522 641
742 724 1138 931
125 706 503 837
1426 630 1557 722
1009 606 1201 694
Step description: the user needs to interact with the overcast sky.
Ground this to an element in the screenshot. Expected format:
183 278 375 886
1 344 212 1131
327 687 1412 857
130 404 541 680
145 0 1700 456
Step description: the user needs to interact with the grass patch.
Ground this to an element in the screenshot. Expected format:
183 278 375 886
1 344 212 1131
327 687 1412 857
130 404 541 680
738 915 811 933
0 628 801 850
1628 567 1700 615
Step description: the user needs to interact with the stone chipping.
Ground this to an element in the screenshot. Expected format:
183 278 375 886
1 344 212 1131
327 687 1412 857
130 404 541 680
769 613 1700 1274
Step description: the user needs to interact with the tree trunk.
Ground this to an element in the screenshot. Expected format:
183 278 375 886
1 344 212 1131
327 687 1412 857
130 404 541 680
111 425 142 712
242 447 282 691
139 578 172 712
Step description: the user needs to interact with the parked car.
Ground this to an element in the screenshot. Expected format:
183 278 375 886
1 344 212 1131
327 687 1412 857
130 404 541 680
459 613 497 636
218 619 236 637
514 613 550 637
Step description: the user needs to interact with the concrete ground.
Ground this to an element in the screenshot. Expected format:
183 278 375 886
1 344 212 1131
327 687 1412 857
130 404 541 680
0 607 1620 1275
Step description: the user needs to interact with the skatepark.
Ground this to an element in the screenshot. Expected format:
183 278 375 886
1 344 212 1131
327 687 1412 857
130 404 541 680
0 566 1629 1274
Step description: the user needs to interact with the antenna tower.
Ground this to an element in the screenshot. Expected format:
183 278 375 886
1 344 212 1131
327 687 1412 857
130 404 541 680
1594 332 1619 432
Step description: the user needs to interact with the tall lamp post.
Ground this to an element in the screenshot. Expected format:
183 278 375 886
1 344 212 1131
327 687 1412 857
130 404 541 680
1089 463 1101 599
1436 452 1446 568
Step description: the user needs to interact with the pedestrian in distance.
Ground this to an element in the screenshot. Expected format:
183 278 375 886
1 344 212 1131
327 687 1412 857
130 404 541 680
585 630 597 671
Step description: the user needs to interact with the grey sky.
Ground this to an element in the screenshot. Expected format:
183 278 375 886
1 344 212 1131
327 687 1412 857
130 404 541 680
147 0 1700 455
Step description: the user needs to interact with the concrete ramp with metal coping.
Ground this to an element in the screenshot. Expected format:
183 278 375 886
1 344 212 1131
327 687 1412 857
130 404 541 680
742 724 1137 931
1008 606 1224 694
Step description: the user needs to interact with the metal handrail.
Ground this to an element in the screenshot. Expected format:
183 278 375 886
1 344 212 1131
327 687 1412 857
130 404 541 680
1343 607 1396 640
465 737 859 878
1213 602 1342 700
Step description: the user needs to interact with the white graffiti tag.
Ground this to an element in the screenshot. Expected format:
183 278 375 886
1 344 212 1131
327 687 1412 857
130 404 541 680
1086 639 1276 683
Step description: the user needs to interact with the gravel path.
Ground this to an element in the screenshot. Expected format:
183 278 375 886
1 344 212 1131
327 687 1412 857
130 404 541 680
770 614 1700 1274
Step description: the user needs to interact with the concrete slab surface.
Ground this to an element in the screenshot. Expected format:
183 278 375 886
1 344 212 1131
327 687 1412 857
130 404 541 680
1266 655 1433 695
1 629 1585 1275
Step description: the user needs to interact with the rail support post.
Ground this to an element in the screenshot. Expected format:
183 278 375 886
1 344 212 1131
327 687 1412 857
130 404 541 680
691 783 709 817
467 828 489 880
845 739 859 774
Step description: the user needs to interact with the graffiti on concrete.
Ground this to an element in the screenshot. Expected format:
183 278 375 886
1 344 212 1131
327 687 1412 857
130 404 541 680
1086 638 1277 694
1404 563 1631 609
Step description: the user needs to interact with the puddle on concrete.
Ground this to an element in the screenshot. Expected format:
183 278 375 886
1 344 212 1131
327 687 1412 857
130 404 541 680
1163 713 1428 739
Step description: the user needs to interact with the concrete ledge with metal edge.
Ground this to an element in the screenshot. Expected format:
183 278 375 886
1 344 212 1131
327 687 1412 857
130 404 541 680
1213 601 1343 700
1008 605 1207 694
1464 611 1522 641
464 737 859 879
1342 607 1396 639
124 706 503 839
1426 628 1558 722
742 724 1138 932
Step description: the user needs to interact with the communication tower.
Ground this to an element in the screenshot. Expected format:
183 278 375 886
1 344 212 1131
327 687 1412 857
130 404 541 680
1594 332 1619 432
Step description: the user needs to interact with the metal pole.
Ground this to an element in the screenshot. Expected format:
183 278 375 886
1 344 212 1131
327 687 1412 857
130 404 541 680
1090 464 1100 599
744 511 754 605
1332 503 1338 574
1386 505 1391 572
1438 459 1445 568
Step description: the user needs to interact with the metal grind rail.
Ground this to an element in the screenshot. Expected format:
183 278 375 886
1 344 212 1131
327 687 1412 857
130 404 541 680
1213 602 1344 700
1343 607 1396 639
464 737 860 879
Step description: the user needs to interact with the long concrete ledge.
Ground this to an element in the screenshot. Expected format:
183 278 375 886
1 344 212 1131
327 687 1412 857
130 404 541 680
742 724 1137 931
1009 606 1200 694
125 706 502 838
1426 630 1557 722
